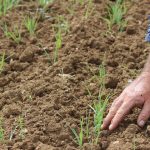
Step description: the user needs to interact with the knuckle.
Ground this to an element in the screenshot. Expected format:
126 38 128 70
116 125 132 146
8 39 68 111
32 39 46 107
103 118 108 123
117 109 124 116
109 109 116 116
140 113 147 119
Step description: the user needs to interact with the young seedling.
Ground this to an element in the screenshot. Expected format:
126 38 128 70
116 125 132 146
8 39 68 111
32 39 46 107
76 0 84 5
70 62 111 146
71 117 84 148
0 52 5 74
89 94 109 144
3 24 21 44
84 0 94 19
44 49 51 64
105 0 127 31
38 0 53 8
9 125 17 141
85 110 90 139
99 64 106 89
0 117 4 141
24 16 37 36
18 115 25 139
53 29 62 63
85 62 111 144
0 0 19 16
66 0 77 16
55 15 70 34
52 15 70 63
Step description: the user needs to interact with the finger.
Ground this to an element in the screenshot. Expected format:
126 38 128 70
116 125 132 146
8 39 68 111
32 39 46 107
137 101 150 127
101 97 123 129
109 100 134 131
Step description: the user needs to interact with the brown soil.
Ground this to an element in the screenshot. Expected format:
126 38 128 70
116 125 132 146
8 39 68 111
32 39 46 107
0 0 150 150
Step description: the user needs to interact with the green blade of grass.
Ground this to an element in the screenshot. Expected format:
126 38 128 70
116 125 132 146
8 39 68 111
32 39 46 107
24 16 37 36
0 52 5 73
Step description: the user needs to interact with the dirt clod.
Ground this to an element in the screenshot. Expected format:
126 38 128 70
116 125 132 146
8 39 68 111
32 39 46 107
105 78 119 89
126 25 136 35
2 103 21 117
36 143 55 150
19 48 34 62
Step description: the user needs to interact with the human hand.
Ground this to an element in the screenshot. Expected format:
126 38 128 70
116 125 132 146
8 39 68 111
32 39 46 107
102 72 150 131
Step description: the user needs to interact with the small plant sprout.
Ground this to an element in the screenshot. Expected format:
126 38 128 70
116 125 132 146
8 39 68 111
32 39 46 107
71 117 84 148
18 115 25 139
89 94 109 144
9 125 17 141
66 0 76 16
99 64 106 90
53 16 69 63
84 63 110 144
44 49 51 64
84 0 94 19
24 16 37 36
0 52 5 74
76 0 84 5
105 0 127 31
55 15 70 34
3 24 21 44
85 110 90 139
38 0 53 8
0 117 4 141
0 0 19 16
70 63 110 146
53 29 62 63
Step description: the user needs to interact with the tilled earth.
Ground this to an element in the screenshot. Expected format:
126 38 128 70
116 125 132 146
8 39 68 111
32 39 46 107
0 0 150 150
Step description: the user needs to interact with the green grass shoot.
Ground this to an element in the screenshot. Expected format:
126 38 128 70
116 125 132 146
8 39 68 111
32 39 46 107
3 24 21 44
84 0 94 19
0 117 4 141
85 62 110 143
55 15 70 34
71 117 84 148
53 29 62 63
0 0 19 16
44 49 51 64
38 0 53 8
66 0 77 16
24 16 37 36
71 63 110 145
99 64 106 90
18 115 25 139
0 52 5 74
9 125 17 141
76 0 84 5
85 110 90 139
105 0 127 31
89 94 109 144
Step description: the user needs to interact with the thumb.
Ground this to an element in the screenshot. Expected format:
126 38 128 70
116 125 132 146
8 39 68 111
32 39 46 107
137 101 150 127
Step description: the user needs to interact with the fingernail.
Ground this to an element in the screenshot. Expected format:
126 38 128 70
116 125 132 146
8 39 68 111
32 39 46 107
138 120 145 127
109 124 113 130
101 124 105 129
